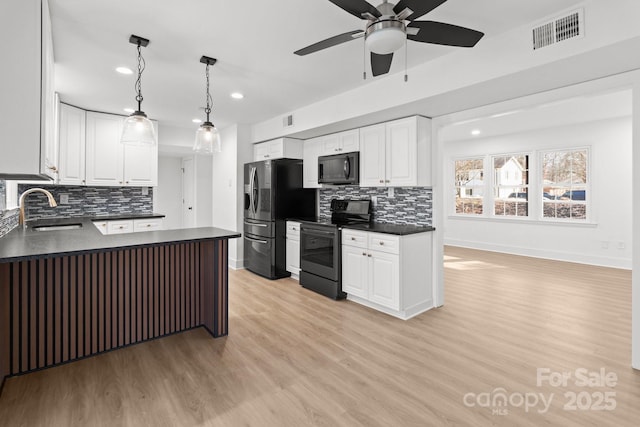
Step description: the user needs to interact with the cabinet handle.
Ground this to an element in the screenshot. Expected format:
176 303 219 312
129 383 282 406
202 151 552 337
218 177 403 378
367 254 372 257
385 180 390 183
147 224 151 227
126 181 130 184
379 179 384 183
120 181 123 184
362 252 366 256
118 226 124 229
82 180 86 184
47 165 58 172
379 242 385 246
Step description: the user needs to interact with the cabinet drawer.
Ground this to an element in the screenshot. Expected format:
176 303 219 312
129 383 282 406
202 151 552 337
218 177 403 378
342 229 368 248
93 221 108 235
107 220 134 234
133 218 163 232
286 221 301 238
369 233 400 254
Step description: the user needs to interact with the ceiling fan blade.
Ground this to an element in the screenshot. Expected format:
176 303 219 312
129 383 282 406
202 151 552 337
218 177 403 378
371 52 393 76
294 30 364 56
393 0 447 21
328 0 381 20
408 21 484 47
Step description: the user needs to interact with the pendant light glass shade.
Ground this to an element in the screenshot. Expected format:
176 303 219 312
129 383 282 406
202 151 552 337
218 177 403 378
121 111 156 146
193 56 220 154
121 35 156 146
194 121 221 154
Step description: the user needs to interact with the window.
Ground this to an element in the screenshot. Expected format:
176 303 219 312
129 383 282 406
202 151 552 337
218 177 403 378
541 149 588 220
454 158 484 215
493 154 529 217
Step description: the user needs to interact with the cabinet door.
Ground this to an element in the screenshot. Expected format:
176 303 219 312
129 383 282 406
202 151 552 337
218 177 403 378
124 142 158 186
254 142 268 161
58 103 86 185
359 123 386 187
369 250 400 310
342 245 369 299
321 134 340 155
267 139 284 159
303 138 323 188
339 129 360 153
286 236 300 275
40 0 57 179
386 117 417 187
85 112 124 186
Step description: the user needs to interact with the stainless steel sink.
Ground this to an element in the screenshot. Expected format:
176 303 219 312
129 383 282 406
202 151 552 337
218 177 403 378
32 224 83 232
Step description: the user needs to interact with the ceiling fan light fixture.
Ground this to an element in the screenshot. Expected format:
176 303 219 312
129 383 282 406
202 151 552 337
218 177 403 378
365 20 406 55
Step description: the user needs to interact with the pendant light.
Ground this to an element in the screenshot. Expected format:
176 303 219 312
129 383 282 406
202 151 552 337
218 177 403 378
121 35 156 146
193 56 221 154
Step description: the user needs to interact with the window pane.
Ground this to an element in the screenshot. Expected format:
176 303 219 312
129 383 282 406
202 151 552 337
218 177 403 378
455 158 484 215
542 149 588 221
493 154 529 217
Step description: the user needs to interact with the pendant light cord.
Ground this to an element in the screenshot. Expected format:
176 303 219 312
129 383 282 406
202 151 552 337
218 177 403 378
205 64 213 122
135 43 146 111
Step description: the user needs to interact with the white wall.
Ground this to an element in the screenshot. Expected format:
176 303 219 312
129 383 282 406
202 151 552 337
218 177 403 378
194 155 213 227
443 116 632 269
153 156 182 230
212 124 252 269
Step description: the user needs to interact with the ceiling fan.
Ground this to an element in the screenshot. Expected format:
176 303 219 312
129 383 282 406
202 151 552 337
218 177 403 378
294 0 484 77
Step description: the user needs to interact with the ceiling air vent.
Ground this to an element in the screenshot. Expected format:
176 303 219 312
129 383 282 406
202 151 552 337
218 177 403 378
282 114 294 128
532 9 583 50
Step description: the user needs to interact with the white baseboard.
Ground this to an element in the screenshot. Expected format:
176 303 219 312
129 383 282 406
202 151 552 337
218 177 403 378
346 295 434 320
444 238 632 270
229 257 244 270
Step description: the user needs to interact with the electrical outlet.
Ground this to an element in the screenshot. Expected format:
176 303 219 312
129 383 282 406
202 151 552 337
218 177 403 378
371 196 378 207
141 187 149 196
388 187 394 198
59 194 69 205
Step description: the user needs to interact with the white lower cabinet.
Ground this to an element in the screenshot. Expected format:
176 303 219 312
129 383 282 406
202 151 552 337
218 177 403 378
286 221 301 278
342 229 433 320
93 217 164 235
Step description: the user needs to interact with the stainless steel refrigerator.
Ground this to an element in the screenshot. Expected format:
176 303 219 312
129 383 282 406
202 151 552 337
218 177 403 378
243 158 316 279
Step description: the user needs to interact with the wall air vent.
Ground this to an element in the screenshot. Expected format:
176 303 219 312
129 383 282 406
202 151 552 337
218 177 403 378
532 9 583 50
283 114 294 128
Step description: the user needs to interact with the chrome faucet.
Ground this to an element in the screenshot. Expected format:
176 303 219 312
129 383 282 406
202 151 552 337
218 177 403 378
19 188 57 228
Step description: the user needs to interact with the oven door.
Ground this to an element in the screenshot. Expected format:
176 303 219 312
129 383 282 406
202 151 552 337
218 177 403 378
300 225 339 281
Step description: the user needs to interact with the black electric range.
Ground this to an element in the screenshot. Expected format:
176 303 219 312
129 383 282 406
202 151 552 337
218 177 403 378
298 199 371 299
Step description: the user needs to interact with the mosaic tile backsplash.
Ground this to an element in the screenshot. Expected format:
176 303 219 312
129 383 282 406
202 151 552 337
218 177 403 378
17 184 153 221
318 186 433 226
0 179 20 238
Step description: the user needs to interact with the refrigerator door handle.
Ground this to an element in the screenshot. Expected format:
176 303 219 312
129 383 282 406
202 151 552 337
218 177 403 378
244 235 268 244
248 167 256 214
252 167 259 214
244 221 267 227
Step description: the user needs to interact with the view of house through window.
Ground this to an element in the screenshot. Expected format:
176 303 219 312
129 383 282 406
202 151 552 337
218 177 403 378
541 149 588 220
454 158 484 215
493 154 529 217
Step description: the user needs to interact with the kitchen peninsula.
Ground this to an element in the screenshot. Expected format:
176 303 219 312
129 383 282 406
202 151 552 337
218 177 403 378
0 219 240 393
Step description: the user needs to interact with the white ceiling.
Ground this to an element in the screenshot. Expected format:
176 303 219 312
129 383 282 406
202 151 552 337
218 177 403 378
50 0 586 131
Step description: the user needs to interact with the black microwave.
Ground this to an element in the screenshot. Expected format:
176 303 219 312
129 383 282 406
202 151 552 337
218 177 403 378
318 152 359 185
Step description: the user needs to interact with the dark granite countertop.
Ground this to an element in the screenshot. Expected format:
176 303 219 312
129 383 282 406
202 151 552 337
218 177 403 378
29 213 166 227
0 217 240 263
341 223 435 236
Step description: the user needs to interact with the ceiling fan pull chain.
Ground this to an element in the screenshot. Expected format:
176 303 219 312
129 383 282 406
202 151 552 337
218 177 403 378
362 37 367 80
404 37 408 83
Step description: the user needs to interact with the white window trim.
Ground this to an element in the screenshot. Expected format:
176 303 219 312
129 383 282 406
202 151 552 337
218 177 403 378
452 155 486 217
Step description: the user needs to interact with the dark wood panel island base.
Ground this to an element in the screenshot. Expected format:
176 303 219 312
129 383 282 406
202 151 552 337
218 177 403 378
0 223 240 396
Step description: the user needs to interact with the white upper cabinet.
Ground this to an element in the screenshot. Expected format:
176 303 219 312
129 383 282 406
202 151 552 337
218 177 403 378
360 116 432 188
253 138 303 161
124 138 158 186
320 129 360 156
85 112 125 186
303 137 323 189
0 0 57 180
58 103 86 185
359 124 387 187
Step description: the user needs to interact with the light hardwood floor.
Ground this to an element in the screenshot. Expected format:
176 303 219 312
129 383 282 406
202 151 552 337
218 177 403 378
0 246 638 426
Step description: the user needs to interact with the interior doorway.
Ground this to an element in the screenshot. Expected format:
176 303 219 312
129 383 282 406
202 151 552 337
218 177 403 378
182 157 196 228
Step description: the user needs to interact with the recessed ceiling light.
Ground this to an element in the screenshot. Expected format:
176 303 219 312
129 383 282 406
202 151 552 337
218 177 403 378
124 107 135 113
471 129 481 136
116 66 133 75
192 118 202 124
230 92 244 100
